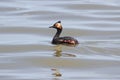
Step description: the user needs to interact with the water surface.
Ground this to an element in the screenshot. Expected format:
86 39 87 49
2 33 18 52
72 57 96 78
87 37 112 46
0 0 120 80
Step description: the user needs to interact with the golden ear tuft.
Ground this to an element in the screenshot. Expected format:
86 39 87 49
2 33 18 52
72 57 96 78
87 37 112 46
55 23 62 29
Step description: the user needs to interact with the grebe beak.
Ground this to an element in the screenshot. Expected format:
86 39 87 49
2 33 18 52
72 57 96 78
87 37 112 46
49 26 54 28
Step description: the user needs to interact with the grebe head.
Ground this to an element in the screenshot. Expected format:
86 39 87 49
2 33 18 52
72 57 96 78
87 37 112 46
49 21 62 30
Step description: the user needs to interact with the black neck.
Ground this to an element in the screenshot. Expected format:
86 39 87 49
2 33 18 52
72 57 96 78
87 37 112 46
53 29 62 39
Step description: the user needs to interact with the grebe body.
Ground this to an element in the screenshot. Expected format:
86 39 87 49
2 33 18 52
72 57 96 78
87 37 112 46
49 21 79 46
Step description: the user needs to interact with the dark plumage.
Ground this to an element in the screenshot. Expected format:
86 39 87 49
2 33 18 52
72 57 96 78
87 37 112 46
49 21 79 46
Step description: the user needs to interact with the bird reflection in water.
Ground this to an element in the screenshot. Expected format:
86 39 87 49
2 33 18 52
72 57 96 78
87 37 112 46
51 45 76 77
54 45 76 57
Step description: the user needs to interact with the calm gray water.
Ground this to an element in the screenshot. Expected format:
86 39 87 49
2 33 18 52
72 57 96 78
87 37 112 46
0 0 120 80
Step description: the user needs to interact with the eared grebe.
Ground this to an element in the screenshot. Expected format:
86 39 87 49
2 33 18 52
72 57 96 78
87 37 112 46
49 21 79 46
